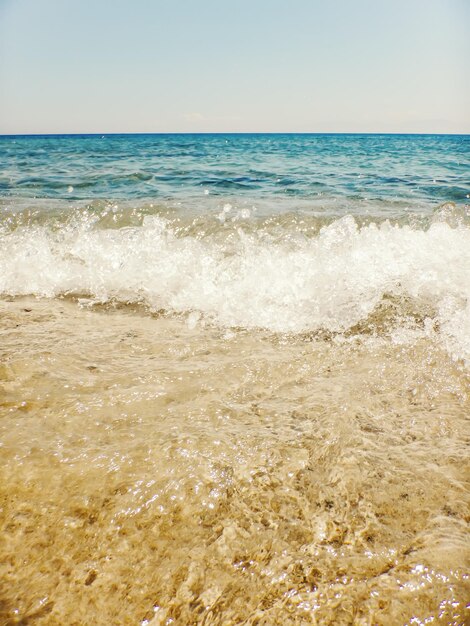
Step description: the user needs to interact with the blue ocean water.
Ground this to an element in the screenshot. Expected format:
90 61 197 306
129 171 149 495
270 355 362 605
0 133 468 209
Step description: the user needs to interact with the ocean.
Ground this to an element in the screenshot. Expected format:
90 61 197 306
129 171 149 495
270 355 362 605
0 134 469 625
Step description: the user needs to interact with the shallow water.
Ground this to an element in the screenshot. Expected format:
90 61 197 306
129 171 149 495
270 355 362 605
0 134 469 624
0 298 469 625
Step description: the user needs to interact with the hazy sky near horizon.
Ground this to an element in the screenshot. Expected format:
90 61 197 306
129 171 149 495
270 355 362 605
0 0 469 134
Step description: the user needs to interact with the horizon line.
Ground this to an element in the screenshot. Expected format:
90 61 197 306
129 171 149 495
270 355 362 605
1 131 469 138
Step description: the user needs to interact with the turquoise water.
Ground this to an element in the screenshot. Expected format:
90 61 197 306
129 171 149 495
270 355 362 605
1 133 469 208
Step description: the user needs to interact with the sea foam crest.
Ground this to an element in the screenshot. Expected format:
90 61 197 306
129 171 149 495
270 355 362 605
1 214 469 362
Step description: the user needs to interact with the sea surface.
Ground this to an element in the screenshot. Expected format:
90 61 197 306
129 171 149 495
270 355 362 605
0 134 469 625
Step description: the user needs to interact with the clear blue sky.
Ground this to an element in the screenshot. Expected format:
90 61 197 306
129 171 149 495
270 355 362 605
0 0 469 134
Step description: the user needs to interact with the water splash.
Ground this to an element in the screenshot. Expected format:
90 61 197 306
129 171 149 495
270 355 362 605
1 211 469 363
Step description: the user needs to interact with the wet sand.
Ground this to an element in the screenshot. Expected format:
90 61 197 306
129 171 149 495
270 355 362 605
0 297 469 625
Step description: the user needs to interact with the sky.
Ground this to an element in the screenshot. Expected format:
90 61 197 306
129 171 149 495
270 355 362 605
0 0 469 134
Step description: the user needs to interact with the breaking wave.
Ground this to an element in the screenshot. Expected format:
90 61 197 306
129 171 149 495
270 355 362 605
1 208 469 363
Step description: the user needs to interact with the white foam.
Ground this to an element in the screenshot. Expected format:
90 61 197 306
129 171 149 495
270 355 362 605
1 214 469 362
